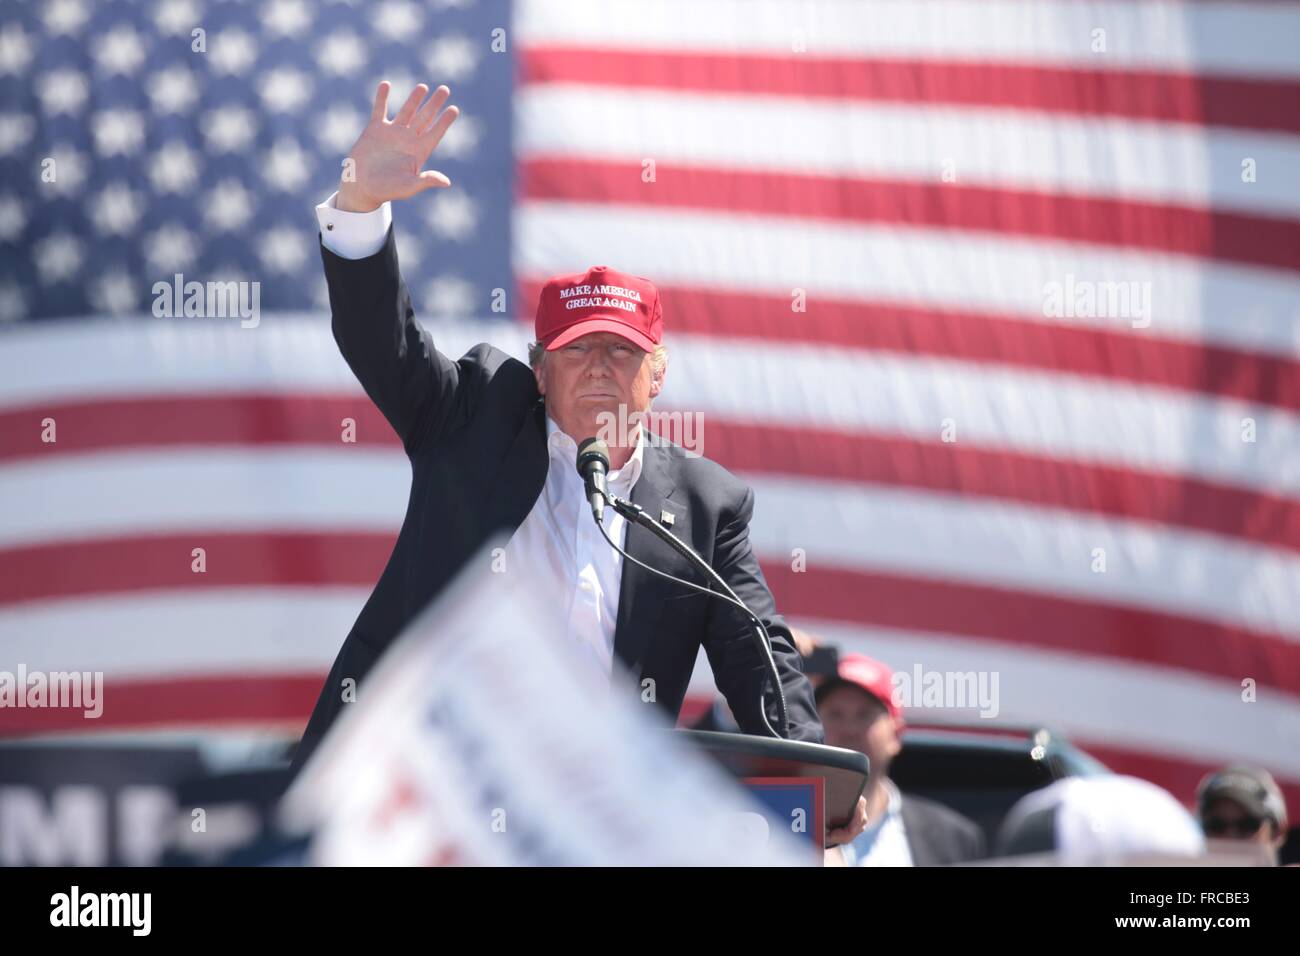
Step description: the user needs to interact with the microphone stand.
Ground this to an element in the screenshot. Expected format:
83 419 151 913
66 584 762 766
600 491 791 740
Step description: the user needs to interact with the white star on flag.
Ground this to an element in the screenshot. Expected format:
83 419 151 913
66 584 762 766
36 70 90 115
34 234 85 284
147 67 201 114
203 106 259 153
316 30 368 76
42 0 91 37
143 225 201 274
263 138 313 192
262 0 314 37
209 28 259 76
425 34 481 82
88 182 144 235
91 111 147 157
0 23 34 75
92 26 146 75
150 141 202 194
426 191 479 241
203 179 256 233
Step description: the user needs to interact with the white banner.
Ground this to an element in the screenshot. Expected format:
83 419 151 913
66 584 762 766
280 539 811 866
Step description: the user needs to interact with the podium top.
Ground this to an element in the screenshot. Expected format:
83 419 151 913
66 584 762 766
672 730 870 835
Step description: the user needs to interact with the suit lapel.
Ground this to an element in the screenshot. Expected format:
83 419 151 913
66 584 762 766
899 799 933 866
612 439 677 676
484 403 679 678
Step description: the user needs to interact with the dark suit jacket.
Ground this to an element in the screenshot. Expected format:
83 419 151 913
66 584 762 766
288 228 822 775
900 794 987 866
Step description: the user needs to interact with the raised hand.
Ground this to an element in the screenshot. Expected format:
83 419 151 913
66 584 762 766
336 81 459 213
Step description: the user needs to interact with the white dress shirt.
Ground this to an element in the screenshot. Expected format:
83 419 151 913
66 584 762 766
315 191 393 259
840 779 914 867
316 192 645 677
505 418 644 677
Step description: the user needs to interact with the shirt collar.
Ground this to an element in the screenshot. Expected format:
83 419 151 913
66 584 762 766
545 415 645 491
884 778 903 816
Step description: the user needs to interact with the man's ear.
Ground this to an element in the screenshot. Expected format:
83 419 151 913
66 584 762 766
648 354 666 399
533 360 545 396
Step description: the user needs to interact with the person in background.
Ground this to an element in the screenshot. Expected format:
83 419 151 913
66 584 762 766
996 775 1205 864
817 653 985 866
1196 766 1289 865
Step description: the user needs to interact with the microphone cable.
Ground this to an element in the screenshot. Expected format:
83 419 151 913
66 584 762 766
591 502 789 740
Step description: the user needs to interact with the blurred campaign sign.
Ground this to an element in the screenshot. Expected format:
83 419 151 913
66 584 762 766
743 777 824 857
0 743 202 866
280 539 809 866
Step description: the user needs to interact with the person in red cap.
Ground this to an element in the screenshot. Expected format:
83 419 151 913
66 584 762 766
295 80 866 845
527 263 667 472
818 653 984 865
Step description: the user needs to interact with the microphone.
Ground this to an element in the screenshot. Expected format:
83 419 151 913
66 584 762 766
576 437 611 522
575 440 791 739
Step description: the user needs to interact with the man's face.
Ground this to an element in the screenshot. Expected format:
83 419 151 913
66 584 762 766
819 685 903 777
1201 797 1280 848
534 331 663 447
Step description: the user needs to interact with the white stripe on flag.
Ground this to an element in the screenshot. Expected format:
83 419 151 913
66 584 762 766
5 448 1299 639
5 320 1299 497
0 449 407 548
515 204 1300 356
0 589 364 677
744 477 1300 642
517 86 1300 216
774 620 1300 775
516 0 1300 77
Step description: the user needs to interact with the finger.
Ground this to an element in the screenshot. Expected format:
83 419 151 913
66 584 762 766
416 169 452 191
370 80 391 124
412 85 451 135
418 104 459 152
393 83 429 127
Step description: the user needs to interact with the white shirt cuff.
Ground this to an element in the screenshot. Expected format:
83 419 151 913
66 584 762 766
316 191 392 260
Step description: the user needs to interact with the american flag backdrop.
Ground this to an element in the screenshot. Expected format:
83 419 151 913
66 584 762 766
1 0 1298 812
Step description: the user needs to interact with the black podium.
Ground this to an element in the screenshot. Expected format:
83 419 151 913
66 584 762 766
673 729 870 846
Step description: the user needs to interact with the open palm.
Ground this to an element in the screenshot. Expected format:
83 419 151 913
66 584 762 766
338 81 459 213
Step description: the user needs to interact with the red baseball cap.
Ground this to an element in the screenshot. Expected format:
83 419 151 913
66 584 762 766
534 265 663 352
817 653 904 723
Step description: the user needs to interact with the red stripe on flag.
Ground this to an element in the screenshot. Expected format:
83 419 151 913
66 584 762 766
764 564 1300 697
520 48 1300 135
1 532 1295 695
514 280 1300 414
0 531 394 606
2 398 1297 553
1074 742 1300 830
0 673 321 736
521 158 1300 274
0 393 397 462
707 421 1300 555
